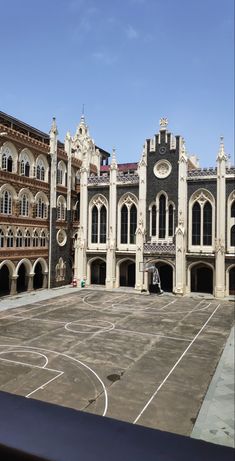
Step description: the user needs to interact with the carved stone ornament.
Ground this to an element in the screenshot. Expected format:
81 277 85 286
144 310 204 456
92 195 106 207
194 190 212 205
153 160 172 179
159 118 168 129
56 229 67 247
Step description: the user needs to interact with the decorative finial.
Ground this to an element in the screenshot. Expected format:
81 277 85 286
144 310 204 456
81 104 85 124
111 147 116 163
50 116 58 135
159 117 168 130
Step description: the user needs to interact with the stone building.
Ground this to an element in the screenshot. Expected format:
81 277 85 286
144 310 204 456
0 112 234 298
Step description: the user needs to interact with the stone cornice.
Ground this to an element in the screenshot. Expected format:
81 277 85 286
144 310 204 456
0 171 50 191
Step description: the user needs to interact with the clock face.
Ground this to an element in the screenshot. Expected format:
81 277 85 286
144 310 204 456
153 160 172 179
159 146 166 155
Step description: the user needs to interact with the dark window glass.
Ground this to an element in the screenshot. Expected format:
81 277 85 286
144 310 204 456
231 225 235 246
7 156 13 172
121 205 128 243
92 206 98 243
100 206 107 243
151 205 156 236
159 195 166 239
130 204 137 244
192 202 201 245
25 162 30 177
169 204 174 236
203 201 212 245
231 201 235 218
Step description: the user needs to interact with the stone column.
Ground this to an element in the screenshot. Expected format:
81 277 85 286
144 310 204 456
135 145 147 291
106 149 117 289
175 138 188 295
27 274 34 291
75 165 88 284
43 273 48 288
10 277 17 295
215 138 226 298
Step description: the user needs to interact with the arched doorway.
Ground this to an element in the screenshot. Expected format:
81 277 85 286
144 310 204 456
191 264 213 294
149 262 173 293
0 265 10 296
33 262 43 289
17 264 28 293
91 259 106 285
229 267 235 295
119 261 135 287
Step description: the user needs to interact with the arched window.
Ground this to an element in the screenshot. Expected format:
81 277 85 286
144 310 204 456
6 229 14 247
231 225 235 246
25 230 31 247
20 156 30 176
231 201 235 218
120 202 137 245
55 257 66 281
36 196 47 219
36 159 45 181
20 194 29 216
121 204 128 244
91 206 98 243
33 231 39 247
40 231 46 247
0 190 12 215
168 204 174 237
57 196 66 221
0 229 4 247
192 202 201 245
151 205 156 236
203 202 212 245
130 204 137 244
100 205 107 243
159 194 166 239
16 229 23 247
57 161 67 186
1 145 14 172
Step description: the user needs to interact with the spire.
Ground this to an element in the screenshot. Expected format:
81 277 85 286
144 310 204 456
80 104 85 124
50 116 58 136
159 117 168 130
111 147 117 164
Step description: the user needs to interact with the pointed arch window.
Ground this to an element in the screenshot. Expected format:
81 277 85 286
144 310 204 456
36 196 47 219
57 196 66 221
203 202 212 245
25 230 31 247
120 202 137 245
1 147 13 172
121 204 128 243
159 194 166 239
151 205 156 236
20 194 29 216
6 229 14 247
231 201 235 218
231 225 235 246
0 229 4 247
16 229 23 247
36 159 45 181
0 190 12 215
91 204 107 244
40 231 46 247
21 158 30 176
168 204 174 237
33 231 39 247
192 202 201 245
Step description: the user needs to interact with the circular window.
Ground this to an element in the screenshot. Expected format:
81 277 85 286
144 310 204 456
159 146 166 155
153 160 172 179
56 229 67 246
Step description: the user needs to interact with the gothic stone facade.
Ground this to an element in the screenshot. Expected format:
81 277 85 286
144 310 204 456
0 112 234 298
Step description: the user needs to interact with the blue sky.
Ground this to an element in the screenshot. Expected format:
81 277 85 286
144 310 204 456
1 0 234 166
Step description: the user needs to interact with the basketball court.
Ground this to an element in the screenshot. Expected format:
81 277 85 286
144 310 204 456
0 289 233 436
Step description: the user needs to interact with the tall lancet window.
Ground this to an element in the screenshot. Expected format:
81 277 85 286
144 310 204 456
91 204 107 244
159 194 166 239
121 205 128 244
192 202 201 245
151 205 156 236
203 202 212 245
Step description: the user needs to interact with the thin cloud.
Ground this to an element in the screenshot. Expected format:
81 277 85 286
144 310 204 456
126 24 139 39
92 51 117 65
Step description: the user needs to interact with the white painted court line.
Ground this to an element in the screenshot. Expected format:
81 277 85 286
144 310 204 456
133 303 221 424
0 344 108 417
65 319 115 334
26 371 64 398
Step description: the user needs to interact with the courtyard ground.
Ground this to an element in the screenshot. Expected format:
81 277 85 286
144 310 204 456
0 288 234 444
